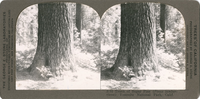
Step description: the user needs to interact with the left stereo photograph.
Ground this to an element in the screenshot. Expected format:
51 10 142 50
16 2 101 90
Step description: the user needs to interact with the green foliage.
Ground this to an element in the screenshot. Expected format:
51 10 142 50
156 5 185 72
118 66 135 80
36 66 53 79
16 3 185 74
101 5 120 47
96 48 119 70
80 29 101 53
16 5 38 46
156 48 184 72
73 48 101 72
16 5 38 72
73 4 101 54
16 49 36 71
101 4 185 73
16 3 101 72
165 30 185 54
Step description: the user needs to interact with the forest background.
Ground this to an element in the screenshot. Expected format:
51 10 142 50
16 3 185 89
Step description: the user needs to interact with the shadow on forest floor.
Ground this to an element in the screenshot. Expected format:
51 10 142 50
78 64 99 72
16 66 100 90
101 66 185 90
16 69 45 81
101 68 114 80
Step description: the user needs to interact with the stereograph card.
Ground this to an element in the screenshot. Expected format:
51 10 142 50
0 0 199 99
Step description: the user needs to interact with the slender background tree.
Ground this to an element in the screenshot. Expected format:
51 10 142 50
160 4 166 43
76 3 82 45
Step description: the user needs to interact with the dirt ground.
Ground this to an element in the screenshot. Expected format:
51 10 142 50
101 68 186 90
101 66 185 90
16 66 100 90
16 65 185 90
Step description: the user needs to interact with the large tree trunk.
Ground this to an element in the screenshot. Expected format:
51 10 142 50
27 3 75 79
109 3 158 80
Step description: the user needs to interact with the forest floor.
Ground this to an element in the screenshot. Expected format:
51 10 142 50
16 48 185 90
16 66 100 90
16 66 185 90
16 48 101 90
101 66 185 90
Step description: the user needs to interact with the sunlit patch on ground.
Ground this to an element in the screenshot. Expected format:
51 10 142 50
16 66 100 90
101 67 185 90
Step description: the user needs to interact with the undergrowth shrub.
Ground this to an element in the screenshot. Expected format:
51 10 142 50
36 66 52 79
16 49 36 71
156 48 184 72
73 49 99 71
96 48 119 70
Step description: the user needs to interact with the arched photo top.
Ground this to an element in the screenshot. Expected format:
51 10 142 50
101 2 185 35
16 2 101 90
101 2 186 90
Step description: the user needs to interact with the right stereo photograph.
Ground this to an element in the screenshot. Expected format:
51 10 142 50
100 2 185 90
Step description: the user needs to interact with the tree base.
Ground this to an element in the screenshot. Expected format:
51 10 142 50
27 65 54 80
27 63 77 81
101 67 135 81
107 64 159 81
112 66 136 81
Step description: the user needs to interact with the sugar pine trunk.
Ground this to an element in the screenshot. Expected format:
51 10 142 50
28 3 75 79
110 3 158 80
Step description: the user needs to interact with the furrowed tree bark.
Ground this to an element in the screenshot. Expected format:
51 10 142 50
109 3 158 80
27 3 75 79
